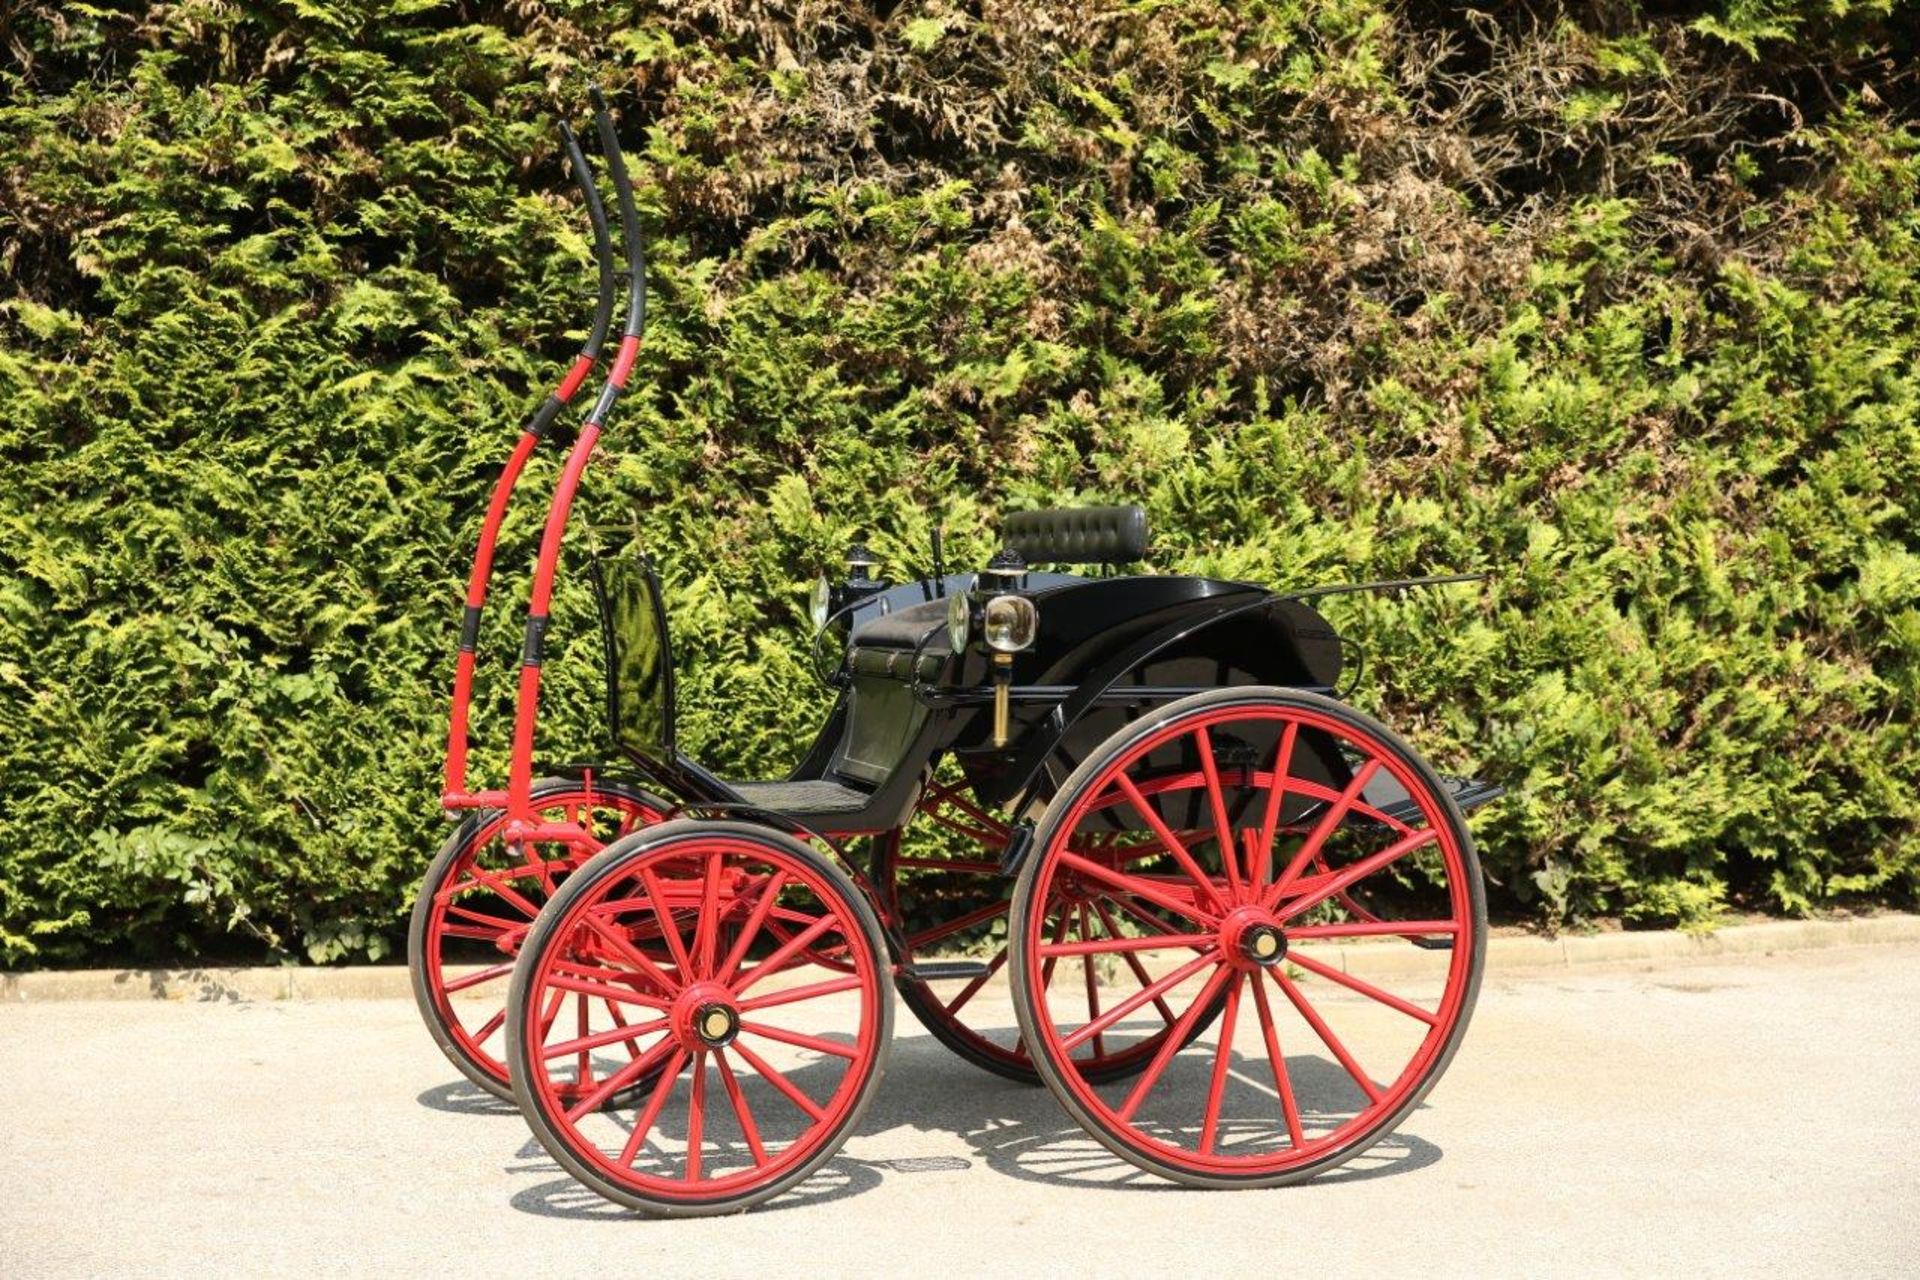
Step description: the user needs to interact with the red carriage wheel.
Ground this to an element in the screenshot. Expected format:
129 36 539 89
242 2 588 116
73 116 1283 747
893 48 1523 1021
409 778 664 1101
1008 688 1485 1187
507 820 892 1216
878 778 1224 1084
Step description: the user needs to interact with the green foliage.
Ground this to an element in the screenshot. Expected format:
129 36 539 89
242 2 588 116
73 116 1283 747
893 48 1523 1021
2 1 1916 964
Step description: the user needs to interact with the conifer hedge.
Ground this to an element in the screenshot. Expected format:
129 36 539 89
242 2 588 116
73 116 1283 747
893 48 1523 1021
2 1 1916 965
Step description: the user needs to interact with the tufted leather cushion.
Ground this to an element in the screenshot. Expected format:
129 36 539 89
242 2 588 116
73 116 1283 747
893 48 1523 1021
1002 505 1148 565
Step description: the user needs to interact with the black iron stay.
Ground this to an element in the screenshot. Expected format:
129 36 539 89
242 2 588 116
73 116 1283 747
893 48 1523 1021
918 682 1336 709
1277 571 1490 602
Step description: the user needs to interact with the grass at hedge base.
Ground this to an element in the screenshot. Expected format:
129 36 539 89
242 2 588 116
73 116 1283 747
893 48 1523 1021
1 1 1915 965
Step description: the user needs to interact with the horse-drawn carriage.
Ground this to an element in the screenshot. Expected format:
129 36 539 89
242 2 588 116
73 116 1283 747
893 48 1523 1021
408 91 1500 1216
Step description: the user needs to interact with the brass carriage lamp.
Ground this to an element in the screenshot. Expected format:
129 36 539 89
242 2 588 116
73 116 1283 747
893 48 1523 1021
946 549 1038 748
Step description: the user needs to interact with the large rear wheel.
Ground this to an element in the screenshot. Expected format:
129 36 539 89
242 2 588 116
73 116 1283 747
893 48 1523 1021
1009 688 1485 1187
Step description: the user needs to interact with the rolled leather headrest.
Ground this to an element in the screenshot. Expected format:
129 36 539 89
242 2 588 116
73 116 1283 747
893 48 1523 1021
1002 505 1148 565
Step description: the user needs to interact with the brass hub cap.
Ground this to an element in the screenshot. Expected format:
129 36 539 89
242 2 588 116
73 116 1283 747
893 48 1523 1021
1220 907 1288 971
1242 924 1286 966
672 982 741 1051
695 1003 739 1048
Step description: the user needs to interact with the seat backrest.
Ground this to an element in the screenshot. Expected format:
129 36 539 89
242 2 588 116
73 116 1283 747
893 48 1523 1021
589 551 677 769
1002 505 1147 565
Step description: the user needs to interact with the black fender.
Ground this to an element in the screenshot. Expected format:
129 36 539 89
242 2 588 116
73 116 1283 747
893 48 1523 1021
968 585 1343 810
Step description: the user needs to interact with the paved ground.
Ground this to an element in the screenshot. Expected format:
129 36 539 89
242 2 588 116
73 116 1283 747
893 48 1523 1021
2 943 1915 1278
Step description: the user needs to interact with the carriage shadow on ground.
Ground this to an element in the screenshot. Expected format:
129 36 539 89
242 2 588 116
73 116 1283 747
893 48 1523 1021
425 1024 1442 1218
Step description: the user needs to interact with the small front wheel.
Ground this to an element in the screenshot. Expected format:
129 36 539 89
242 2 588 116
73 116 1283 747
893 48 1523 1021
507 821 893 1216
1009 687 1486 1188
409 778 664 1100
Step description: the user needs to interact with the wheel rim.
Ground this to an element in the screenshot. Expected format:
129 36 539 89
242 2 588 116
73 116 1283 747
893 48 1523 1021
1018 699 1478 1179
516 833 885 1203
883 779 1220 1082
420 787 660 1091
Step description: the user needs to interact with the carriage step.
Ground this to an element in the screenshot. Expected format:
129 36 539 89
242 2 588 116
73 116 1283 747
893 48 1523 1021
902 961 994 982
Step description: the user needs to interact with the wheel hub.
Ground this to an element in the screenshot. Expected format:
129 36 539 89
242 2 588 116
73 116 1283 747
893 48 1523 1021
1220 907 1287 970
671 982 740 1051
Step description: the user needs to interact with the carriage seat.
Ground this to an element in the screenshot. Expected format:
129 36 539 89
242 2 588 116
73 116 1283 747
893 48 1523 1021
727 778 872 815
845 599 951 682
1003 504 1147 565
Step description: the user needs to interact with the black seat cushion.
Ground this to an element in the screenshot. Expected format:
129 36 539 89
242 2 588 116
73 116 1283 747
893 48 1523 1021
848 598 948 651
728 779 871 815
1003 505 1147 565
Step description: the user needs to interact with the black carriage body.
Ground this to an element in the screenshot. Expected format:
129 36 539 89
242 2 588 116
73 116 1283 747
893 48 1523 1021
589 546 1366 839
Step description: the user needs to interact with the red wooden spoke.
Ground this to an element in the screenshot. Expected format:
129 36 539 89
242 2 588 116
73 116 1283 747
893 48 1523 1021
1060 948 1220 1052
921 811 1008 848
578 913 683 996
1249 974 1306 1147
906 898 1010 950
456 862 546 919
1285 950 1439 1025
1079 905 1105 1058
1039 932 1218 958
536 985 567 1045
1038 910 1073 990
1274 827 1438 923
693 852 721 978
442 903 524 933
1264 759 1382 905
944 946 1009 1015
1252 721 1300 884
1199 975 1244 1155
739 1021 859 1060
542 1016 669 1062
736 974 863 1013
436 923 514 944
469 1006 506 1046
1262 770 1414 835
1284 919 1459 940
1056 851 1216 926
734 913 841 996
716 869 788 983
685 1054 708 1182
1270 969 1382 1104
562 1037 676 1123
1112 774 1228 913
537 973 672 1009
1117 964 1235 1122
729 1039 827 1123
442 961 515 994
714 1050 768 1168
1103 892 1194 938
619 1049 687 1167
1091 898 1177 1025
601 996 643 1061
551 956 661 990
925 780 1012 839
1194 727 1243 898
637 866 692 976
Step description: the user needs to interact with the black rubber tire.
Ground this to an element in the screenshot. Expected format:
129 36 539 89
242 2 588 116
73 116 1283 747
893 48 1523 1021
1008 686 1488 1189
407 777 665 1101
506 819 895 1217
